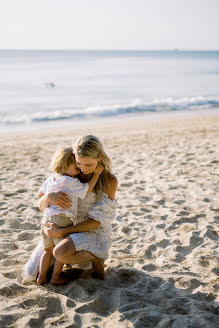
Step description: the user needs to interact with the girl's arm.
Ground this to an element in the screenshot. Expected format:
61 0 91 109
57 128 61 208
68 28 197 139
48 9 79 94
38 191 50 211
86 163 104 193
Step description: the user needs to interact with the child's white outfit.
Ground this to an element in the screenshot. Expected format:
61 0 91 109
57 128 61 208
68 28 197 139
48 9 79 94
40 175 88 248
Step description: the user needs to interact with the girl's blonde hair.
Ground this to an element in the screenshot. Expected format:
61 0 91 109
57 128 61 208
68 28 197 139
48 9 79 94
73 135 111 197
51 146 76 174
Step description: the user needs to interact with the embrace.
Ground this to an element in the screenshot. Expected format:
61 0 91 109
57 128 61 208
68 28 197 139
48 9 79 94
24 135 118 284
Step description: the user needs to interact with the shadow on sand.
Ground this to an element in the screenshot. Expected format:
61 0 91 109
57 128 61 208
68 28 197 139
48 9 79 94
33 265 219 328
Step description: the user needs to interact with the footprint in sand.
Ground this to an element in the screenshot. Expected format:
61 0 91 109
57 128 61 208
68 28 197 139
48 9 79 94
177 210 190 216
16 189 28 194
10 296 63 327
0 240 16 251
107 268 141 289
199 256 210 268
144 246 156 260
0 281 28 297
4 192 17 197
156 239 170 248
75 289 121 315
173 233 205 262
2 259 19 266
23 296 63 312
120 244 133 254
125 171 134 177
156 223 166 229
120 182 133 187
213 216 219 223
174 199 186 205
17 231 38 241
142 263 157 272
211 203 219 211
0 219 5 226
9 219 39 230
2 271 17 279
200 227 219 241
168 214 206 231
121 226 132 235
15 204 27 212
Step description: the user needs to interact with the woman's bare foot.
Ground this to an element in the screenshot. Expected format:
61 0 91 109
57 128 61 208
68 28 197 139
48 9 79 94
92 258 105 280
50 275 69 285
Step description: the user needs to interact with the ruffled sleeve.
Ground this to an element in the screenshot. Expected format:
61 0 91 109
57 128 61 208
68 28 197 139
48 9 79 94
88 193 117 229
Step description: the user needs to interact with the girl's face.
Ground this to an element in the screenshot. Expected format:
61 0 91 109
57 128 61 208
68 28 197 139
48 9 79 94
64 163 80 177
75 154 100 175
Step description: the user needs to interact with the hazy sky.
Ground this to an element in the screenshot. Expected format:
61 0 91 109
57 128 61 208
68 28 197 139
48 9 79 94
0 0 218 50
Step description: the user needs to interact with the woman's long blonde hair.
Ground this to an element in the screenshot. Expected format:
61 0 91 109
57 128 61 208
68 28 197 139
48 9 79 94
73 135 111 198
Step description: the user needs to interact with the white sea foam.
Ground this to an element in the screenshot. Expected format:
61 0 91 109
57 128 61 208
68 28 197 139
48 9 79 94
1 96 219 126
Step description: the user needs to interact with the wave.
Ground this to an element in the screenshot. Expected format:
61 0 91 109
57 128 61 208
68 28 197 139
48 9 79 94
1 96 219 126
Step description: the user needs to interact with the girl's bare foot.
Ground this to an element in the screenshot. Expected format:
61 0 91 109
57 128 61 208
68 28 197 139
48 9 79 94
50 275 69 285
92 258 105 280
37 275 48 285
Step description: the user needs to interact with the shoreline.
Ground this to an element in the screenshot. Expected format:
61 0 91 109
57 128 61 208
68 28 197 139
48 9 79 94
1 108 219 138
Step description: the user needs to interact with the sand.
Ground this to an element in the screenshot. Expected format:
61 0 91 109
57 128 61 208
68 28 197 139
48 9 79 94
0 110 219 327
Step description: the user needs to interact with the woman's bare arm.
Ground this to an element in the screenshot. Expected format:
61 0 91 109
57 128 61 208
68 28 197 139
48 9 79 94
38 191 72 212
43 219 100 239
104 173 118 200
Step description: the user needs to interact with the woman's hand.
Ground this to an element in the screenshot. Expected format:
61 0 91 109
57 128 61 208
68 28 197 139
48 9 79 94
47 191 72 209
43 222 64 239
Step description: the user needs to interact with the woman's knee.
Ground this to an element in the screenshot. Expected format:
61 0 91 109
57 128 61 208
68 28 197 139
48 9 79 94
44 245 54 254
53 236 76 261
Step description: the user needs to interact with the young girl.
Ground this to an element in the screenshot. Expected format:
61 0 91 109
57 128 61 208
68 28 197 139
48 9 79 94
37 146 103 285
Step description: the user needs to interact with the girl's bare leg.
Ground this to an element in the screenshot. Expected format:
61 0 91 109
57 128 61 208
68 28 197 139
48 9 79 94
53 237 105 279
37 245 54 284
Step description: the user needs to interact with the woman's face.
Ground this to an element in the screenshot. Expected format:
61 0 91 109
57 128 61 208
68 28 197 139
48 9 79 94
75 154 100 175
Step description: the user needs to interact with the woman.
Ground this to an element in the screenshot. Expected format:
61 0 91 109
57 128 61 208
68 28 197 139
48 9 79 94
24 135 118 282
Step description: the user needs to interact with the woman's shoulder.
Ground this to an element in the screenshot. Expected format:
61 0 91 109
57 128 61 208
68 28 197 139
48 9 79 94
104 171 118 200
105 171 118 187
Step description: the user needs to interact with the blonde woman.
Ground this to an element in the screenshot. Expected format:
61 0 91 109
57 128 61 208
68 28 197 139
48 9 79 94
37 146 103 285
24 135 118 281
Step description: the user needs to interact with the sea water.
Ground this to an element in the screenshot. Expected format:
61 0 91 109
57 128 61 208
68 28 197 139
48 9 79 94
0 50 219 131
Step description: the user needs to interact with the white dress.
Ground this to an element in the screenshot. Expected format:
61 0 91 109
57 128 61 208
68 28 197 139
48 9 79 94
70 192 117 259
23 192 117 282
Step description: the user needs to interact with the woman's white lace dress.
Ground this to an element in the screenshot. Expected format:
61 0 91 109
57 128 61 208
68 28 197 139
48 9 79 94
24 192 117 282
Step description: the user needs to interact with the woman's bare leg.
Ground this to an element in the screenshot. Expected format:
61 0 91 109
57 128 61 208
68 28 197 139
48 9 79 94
50 260 69 285
53 237 105 278
92 258 105 279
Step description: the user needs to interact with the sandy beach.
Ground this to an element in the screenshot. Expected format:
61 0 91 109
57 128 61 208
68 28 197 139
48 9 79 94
0 110 219 327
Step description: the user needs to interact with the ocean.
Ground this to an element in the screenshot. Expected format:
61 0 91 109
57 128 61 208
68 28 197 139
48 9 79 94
1 50 219 131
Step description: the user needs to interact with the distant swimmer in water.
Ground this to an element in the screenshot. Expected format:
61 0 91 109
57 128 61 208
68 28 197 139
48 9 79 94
45 82 55 88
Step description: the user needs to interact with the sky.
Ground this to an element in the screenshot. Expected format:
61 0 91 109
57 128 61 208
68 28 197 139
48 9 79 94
0 0 218 50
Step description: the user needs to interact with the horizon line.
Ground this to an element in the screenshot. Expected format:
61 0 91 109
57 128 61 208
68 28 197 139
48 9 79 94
0 48 219 52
